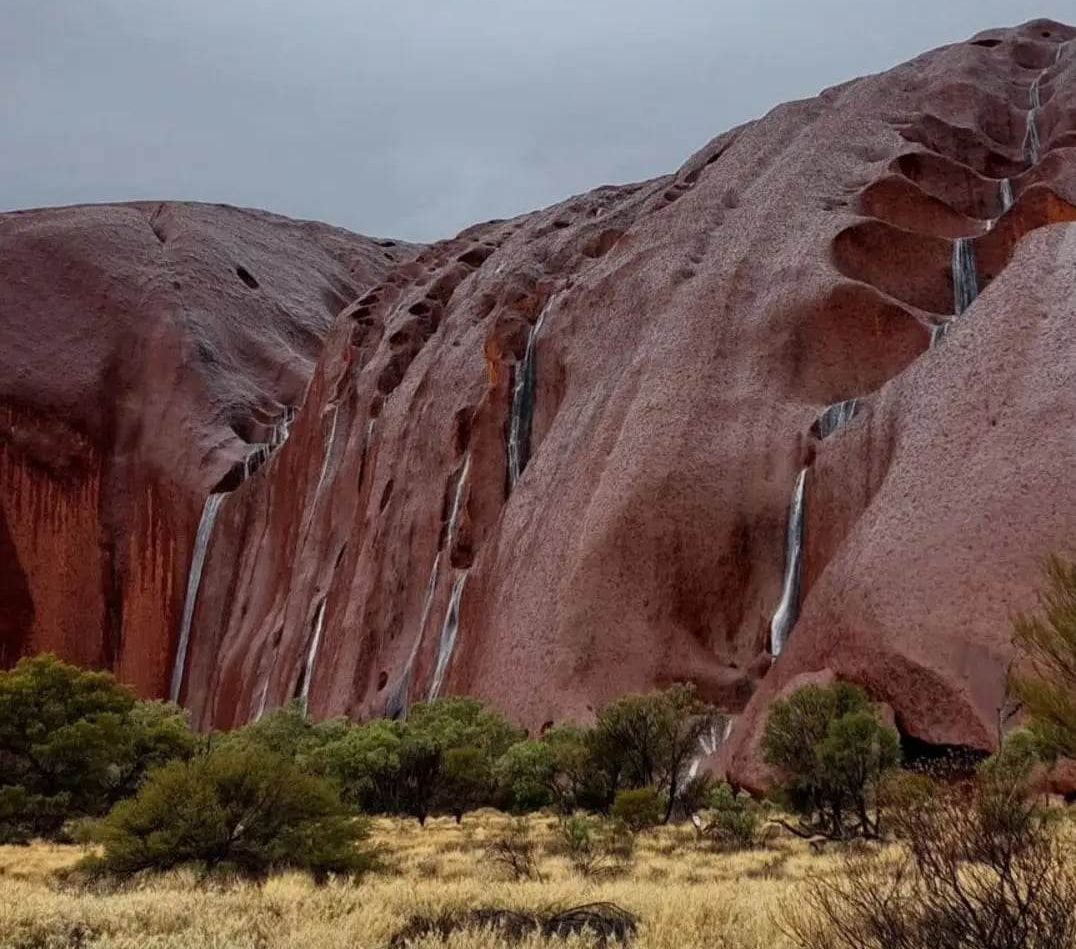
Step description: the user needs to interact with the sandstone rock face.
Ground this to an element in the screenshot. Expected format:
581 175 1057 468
8 21 1076 787
0 201 416 695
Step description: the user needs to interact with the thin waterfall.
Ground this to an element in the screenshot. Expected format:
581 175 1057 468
931 321 952 348
253 675 271 721
393 453 473 713
688 714 735 779
170 492 226 702
770 469 808 657
935 237 980 346
999 178 1014 213
298 598 327 711
396 550 443 693
1025 76 1042 164
310 405 340 504
816 398 860 439
952 238 979 315
428 570 468 700
507 297 556 489
445 455 472 542
255 404 341 720
243 405 295 481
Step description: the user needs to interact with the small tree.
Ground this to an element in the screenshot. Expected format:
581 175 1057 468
592 684 718 822
438 747 493 822
77 745 373 881
762 682 900 839
314 719 407 814
495 740 557 812
1011 556 1076 759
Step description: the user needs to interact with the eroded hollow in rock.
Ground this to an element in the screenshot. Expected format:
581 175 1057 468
235 265 259 289
832 220 954 314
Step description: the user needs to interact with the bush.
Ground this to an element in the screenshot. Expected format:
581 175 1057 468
76 745 374 881
1011 556 1076 759
611 788 664 833
784 741 1076 949
485 817 543 881
702 783 763 850
762 682 900 839
0 655 197 840
495 740 556 812
316 697 523 823
554 814 634 878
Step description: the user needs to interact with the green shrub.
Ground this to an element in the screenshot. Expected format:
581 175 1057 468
0 655 197 840
1011 557 1076 760
77 745 373 881
762 682 899 839
703 783 763 850
495 740 557 812
611 788 665 833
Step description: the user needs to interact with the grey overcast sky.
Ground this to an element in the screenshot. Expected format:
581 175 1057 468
2 2 1071 242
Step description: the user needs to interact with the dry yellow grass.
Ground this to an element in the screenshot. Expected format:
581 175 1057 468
0 812 853 949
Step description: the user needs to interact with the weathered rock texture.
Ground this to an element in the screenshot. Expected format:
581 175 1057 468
0 201 416 695
6 21 1076 785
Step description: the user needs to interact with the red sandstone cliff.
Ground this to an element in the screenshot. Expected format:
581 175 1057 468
6 21 1076 783
0 201 417 695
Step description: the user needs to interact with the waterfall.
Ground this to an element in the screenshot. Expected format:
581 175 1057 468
310 405 340 504
170 492 226 702
1025 77 1041 164
445 455 472 542
999 178 1014 213
243 406 295 481
253 675 271 721
688 714 736 779
770 469 808 657
298 598 327 712
816 398 860 439
930 321 952 348
428 570 468 700
952 238 979 316
507 297 555 489
393 453 472 714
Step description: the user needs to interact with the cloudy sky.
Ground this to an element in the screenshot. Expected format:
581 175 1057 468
3 2 1071 241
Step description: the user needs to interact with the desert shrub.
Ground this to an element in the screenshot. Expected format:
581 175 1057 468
783 740 1076 949
554 814 634 878
0 655 197 840
495 739 557 812
221 701 346 764
702 783 763 850
1011 556 1076 759
762 682 900 839
76 745 373 881
591 684 719 821
386 903 637 948
316 697 522 823
485 816 544 881
611 788 664 833
437 746 494 821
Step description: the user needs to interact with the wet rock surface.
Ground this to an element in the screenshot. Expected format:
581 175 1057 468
0 200 416 694
4 21 1076 787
